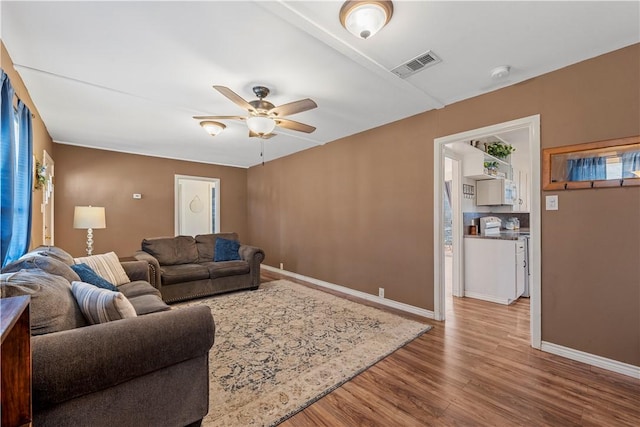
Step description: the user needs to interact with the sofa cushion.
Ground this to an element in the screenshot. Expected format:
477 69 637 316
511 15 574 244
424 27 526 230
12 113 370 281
71 281 137 325
2 255 81 283
20 245 75 266
160 264 210 285
202 260 250 279
0 269 87 335
142 236 199 266
214 237 241 262
195 233 239 263
118 280 163 299
71 263 119 291
74 252 130 286
127 294 171 315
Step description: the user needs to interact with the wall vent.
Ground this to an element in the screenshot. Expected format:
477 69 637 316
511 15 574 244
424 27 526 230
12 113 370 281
391 50 441 79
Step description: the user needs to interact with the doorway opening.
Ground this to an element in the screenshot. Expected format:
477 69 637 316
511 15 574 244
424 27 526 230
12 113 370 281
175 175 220 236
433 115 541 349
443 152 463 312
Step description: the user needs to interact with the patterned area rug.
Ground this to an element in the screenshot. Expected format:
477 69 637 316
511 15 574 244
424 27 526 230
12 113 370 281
177 279 431 426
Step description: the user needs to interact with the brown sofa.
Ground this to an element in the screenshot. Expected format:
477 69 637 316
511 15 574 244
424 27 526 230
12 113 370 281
0 246 215 427
134 232 265 303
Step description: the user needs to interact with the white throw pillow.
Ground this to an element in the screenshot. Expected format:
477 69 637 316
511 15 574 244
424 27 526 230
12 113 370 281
71 281 137 324
74 251 130 286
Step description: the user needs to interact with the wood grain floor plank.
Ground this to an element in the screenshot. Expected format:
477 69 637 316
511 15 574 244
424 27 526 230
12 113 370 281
261 274 640 426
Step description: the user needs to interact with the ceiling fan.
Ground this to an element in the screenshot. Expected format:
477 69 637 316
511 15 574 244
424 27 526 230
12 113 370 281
194 85 317 139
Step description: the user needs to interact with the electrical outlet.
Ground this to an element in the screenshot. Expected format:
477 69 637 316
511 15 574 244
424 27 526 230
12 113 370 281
279 262 284 270
132 193 142 199
378 287 384 298
546 195 558 210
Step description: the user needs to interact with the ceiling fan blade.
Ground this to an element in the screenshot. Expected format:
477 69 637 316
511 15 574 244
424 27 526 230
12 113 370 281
249 130 276 139
192 115 245 120
275 118 316 133
212 85 256 112
269 98 317 117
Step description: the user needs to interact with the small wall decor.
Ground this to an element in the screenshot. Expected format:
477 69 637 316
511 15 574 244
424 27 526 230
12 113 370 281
543 135 640 190
33 157 47 191
463 183 475 198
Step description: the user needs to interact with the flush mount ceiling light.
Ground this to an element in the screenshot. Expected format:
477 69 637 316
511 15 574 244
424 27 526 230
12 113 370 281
199 121 226 136
339 0 394 40
491 65 511 80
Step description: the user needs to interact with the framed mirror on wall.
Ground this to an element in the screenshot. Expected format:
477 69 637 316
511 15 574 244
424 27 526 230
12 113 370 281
543 135 640 190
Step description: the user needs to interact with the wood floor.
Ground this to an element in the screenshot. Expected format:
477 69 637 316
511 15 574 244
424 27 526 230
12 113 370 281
262 272 640 426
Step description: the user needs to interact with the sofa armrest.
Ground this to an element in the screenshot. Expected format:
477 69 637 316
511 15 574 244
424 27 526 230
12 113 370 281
133 250 162 289
31 305 215 409
120 260 150 282
239 244 265 287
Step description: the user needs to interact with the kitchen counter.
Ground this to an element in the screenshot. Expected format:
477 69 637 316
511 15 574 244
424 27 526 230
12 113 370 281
465 228 530 240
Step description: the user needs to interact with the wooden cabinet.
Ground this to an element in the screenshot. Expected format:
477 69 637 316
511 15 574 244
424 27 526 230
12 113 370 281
1 296 32 427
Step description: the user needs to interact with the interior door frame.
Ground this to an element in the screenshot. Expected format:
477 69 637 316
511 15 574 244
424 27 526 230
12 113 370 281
42 150 55 245
433 115 541 349
174 175 220 236
443 149 463 298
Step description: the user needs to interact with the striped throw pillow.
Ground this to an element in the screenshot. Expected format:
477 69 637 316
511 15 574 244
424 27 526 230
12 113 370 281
74 252 130 286
71 281 137 324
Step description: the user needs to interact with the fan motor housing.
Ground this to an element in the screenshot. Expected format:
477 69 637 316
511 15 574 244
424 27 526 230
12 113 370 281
249 99 275 112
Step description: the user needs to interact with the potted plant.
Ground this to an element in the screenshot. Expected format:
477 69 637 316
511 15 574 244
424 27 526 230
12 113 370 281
486 142 515 159
483 161 499 175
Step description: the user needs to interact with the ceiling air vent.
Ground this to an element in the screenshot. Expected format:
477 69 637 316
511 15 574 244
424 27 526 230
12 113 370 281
391 50 441 79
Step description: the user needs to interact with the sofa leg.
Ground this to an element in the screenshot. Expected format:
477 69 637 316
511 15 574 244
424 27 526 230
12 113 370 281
185 420 202 427
250 285 259 290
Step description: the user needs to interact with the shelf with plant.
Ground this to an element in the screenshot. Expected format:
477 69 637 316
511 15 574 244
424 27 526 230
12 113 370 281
486 142 516 160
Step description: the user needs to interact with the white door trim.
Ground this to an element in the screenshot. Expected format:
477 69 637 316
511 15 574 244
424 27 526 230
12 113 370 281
443 149 463 298
433 115 541 348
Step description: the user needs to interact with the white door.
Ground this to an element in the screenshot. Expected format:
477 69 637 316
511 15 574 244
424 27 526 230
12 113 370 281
42 150 55 245
175 175 220 236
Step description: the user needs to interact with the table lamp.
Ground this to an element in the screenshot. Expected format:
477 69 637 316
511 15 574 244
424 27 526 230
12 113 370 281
73 206 106 255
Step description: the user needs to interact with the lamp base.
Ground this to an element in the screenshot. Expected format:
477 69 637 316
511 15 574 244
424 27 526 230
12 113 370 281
86 228 94 256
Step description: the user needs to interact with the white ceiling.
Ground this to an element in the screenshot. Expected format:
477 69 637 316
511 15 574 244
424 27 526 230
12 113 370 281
1 1 638 168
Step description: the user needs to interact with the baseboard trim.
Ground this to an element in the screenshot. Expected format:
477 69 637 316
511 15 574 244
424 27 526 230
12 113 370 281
541 341 640 379
463 291 510 305
262 265 435 319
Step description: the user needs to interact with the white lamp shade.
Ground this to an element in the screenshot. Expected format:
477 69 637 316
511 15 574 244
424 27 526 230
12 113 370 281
344 3 388 39
73 206 106 229
246 116 276 135
200 121 226 136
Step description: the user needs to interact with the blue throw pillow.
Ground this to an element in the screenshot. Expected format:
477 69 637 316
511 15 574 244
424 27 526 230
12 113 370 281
70 263 119 291
214 238 241 262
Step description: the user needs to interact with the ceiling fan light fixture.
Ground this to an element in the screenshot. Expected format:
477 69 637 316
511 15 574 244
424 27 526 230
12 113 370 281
200 121 226 136
246 115 276 136
340 0 393 40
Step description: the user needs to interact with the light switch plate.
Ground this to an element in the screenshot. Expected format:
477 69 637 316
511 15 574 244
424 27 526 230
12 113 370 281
546 195 558 210
132 193 142 199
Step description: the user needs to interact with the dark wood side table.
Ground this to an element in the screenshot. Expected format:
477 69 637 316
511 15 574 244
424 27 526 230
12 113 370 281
1 296 32 427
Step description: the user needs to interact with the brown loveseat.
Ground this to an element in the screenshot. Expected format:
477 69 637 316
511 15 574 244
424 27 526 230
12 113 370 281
0 246 215 427
134 232 265 303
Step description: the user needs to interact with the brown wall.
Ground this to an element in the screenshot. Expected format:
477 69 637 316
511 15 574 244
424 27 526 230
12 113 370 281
53 145 248 258
247 44 640 366
1 42 55 249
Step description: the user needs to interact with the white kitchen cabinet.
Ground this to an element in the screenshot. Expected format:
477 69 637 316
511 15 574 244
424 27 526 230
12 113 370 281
464 238 526 305
513 168 530 212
